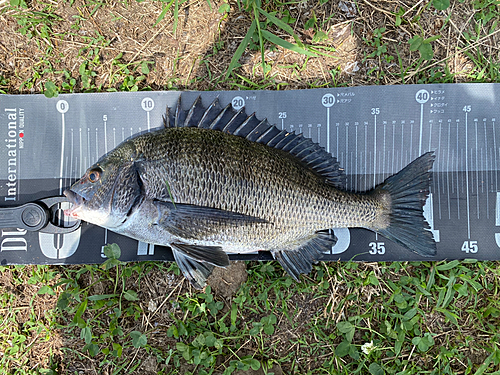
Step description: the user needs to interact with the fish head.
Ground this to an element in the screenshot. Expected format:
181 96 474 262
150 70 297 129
63 142 142 229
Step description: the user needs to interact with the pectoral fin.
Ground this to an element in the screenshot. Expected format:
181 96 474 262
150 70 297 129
154 200 268 239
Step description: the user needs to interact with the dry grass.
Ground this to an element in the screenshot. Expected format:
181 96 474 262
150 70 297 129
1 0 500 374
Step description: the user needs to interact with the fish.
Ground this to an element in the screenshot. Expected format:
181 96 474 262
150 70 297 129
64 96 437 289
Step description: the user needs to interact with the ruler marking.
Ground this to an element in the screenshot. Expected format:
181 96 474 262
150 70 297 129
374 114 377 185
345 124 352 188
365 123 368 189
494 118 498 191
383 121 386 179
455 148 460 219
437 120 442 220
327 108 330 154
95 128 99 162
350 151 354 190
419 103 423 155
447 121 451 219
428 120 432 153
491 147 494 191
336 124 339 160
346 123 349 187
87 128 91 168
59 113 66 195
496 192 500 227
400 122 404 171
104 117 108 154
475 119 479 219
484 120 490 219
70 129 74 179
355 124 358 192
64 156 69 195
79 128 82 177
410 121 413 164
465 121 470 239
392 122 395 175
481 147 484 193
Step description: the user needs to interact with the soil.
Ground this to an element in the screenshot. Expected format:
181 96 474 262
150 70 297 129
0 0 499 373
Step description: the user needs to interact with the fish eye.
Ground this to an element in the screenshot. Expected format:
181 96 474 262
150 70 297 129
88 168 102 183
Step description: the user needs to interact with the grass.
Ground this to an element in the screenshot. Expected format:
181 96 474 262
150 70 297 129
1 0 500 374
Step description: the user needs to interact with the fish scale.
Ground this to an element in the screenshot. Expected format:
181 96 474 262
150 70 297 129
138 128 337 235
64 96 436 288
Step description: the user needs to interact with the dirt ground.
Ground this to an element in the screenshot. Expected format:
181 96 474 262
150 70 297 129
0 0 499 373
1 0 495 95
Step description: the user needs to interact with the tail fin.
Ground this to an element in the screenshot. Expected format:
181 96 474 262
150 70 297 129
375 152 437 257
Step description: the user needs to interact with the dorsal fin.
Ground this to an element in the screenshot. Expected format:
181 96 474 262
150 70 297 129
166 96 345 188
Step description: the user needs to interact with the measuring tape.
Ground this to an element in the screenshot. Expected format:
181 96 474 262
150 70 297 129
0 84 498 265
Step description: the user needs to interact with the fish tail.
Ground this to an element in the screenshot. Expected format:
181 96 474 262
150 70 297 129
373 151 437 257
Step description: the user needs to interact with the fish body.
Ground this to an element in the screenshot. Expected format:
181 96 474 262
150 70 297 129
65 96 436 288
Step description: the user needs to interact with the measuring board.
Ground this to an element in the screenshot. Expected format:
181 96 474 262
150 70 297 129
0 83 499 266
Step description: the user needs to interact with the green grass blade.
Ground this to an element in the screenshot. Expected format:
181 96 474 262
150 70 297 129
257 7 294 36
252 3 265 71
261 29 316 57
173 0 178 33
225 18 257 79
155 0 175 26
258 7 305 47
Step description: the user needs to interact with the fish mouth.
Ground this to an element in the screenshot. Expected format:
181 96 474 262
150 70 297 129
63 189 85 218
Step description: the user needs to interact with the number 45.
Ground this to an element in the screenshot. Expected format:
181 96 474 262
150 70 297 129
461 240 478 254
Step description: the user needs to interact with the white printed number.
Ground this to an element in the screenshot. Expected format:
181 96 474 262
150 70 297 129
321 93 335 107
232 96 245 110
369 242 385 255
371 108 380 115
461 240 478 254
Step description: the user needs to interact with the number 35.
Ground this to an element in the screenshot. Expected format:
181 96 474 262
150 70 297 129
369 242 385 255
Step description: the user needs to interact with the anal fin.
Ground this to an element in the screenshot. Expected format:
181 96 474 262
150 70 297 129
272 231 337 281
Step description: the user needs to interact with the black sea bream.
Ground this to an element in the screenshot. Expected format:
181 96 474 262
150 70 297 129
64 96 436 288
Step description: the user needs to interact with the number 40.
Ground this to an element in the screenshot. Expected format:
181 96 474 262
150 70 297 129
461 240 478 254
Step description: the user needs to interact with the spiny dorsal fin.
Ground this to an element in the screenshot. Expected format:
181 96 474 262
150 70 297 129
166 96 345 188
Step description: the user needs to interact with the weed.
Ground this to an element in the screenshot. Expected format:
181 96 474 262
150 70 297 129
2 1 500 374
364 27 393 63
409 34 441 61
10 6 62 40
224 1 330 79
108 54 154 92
0 75 8 94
